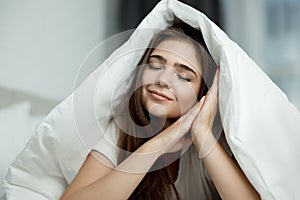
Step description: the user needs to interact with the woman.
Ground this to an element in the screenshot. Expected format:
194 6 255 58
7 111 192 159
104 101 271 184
60 22 259 200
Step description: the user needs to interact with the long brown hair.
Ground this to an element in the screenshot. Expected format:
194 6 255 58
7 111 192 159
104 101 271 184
117 21 217 199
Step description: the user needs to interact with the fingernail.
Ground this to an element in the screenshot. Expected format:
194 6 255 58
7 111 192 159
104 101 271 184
199 96 206 109
200 96 205 102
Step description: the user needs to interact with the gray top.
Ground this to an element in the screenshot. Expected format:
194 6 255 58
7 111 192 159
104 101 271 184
171 145 220 199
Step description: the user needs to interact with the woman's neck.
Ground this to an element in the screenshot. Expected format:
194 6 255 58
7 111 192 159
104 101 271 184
147 112 176 128
150 116 176 132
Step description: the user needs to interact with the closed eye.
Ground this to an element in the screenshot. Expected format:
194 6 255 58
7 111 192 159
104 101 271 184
176 74 191 82
147 63 163 70
174 63 197 79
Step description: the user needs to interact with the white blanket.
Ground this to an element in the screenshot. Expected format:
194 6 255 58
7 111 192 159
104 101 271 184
4 0 300 199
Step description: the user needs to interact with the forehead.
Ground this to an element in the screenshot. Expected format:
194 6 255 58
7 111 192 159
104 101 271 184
150 39 201 74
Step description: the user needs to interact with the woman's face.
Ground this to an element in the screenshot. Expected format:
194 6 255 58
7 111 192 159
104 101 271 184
141 39 202 119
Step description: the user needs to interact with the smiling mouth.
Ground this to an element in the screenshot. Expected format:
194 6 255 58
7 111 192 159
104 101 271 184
148 90 172 101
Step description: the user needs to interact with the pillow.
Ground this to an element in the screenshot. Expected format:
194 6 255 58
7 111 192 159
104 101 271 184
3 96 88 199
0 102 31 197
27 115 44 136
4 0 300 199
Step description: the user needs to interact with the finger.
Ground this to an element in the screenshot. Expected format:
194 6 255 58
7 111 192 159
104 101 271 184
180 104 201 133
213 67 220 84
164 103 201 145
181 100 201 119
203 69 219 105
199 96 206 110
197 69 219 119
201 91 218 114
210 68 220 95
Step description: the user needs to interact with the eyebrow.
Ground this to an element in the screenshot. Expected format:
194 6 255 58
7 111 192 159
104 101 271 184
149 54 198 77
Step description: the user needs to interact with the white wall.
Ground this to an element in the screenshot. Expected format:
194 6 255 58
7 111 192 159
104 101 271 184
0 0 107 102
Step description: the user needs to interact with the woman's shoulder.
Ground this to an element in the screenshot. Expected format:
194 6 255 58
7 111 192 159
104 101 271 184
92 119 120 166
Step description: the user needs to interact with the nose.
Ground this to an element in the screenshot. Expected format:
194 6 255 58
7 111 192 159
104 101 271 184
155 68 172 88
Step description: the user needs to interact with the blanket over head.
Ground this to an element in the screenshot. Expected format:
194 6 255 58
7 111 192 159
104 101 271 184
4 0 300 199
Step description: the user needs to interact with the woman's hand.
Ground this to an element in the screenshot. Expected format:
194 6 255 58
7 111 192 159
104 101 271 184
147 101 202 155
191 68 220 157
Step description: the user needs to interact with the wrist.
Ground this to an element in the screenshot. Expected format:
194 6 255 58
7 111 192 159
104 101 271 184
194 130 217 158
193 129 212 149
140 138 164 158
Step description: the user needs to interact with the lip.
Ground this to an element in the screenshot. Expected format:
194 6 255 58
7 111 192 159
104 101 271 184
148 89 172 101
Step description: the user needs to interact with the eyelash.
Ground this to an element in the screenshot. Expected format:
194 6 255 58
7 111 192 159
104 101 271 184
177 74 191 82
147 64 191 82
147 64 162 70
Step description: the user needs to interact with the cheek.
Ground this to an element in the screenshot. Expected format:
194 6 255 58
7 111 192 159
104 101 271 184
142 70 156 85
174 83 199 112
141 85 147 106
141 71 154 106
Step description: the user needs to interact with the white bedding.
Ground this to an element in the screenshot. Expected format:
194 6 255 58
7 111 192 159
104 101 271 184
0 102 44 198
3 0 300 199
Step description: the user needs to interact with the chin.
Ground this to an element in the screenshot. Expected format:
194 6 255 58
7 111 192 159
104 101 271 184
142 100 182 119
147 106 167 119
149 109 181 120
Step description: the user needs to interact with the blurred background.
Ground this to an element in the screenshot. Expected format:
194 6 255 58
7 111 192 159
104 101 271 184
1 0 299 110
0 0 299 195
